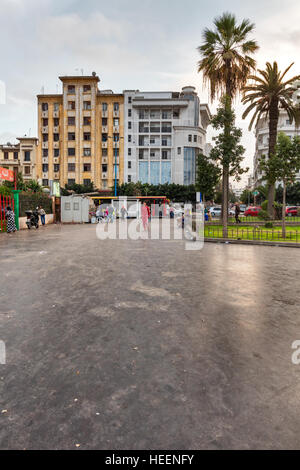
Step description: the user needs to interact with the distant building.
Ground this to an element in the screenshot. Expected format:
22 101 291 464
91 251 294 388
37 74 124 190
0 137 38 181
253 80 300 186
123 87 211 185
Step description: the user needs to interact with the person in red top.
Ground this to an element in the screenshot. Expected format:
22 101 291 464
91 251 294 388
141 202 149 231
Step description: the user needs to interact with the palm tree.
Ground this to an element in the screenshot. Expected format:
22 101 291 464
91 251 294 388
198 12 258 237
242 62 300 217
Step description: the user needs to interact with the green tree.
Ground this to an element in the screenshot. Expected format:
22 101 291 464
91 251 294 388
260 132 300 237
198 12 258 237
196 153 221 202
242 62 300 217
209 100 248 218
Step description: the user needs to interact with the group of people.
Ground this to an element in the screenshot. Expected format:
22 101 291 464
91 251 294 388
4 205 46 234
96 205 115 223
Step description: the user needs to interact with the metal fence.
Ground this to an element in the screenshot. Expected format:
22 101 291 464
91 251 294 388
205 227 300 243
0 194 15 232
208 216 300 224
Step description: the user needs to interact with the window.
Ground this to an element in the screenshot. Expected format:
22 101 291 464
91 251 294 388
54 103 59 112
42 103 48 111
114 103 119 111
102 134 108 142
65 202 71 210
102 180 107 189
162 138 168 147
42 179 49 186
24 166 31 175
83 179 91 186
128 109 132 117
128 148 132 156
114 118 119 126
42 164 48 172
128 161 132 169
84 116 91 126
286 119 292 125
102 164 108 173
43 149 48 157
4 152 8 160
83 148 91 156
54 118 59 127
43 118 48 126
24 151 31 162
14 152 18 160
83 133 91 141
188 135 192 142
68 85 75 94
68 148 75 156
83 101 91 110
68 133 75 141
43 134 48 142
162 110 171 119
128 175 132 183
161 123 171 133
53 133 59 142
194 135 197 142
68 116 75 126
83 85 91 92
162 150 168 160
102 148 108 157
54 149 59 157
68 163 76 172
128 97 132 104
128 135 132 142
54 164 60 173
177 147 181 155
114 134 119 142
102 118 108 126
83 163 91 172
102 103 108 112
128 121 132 130
67 179 75 186
68 101 75 110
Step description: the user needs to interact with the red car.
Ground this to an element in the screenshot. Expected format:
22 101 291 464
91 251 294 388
244 206 262 217
286 206 298 217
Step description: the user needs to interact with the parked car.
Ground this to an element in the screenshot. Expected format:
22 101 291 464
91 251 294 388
209 206 222 218
244 206 262 217
286 206 298 217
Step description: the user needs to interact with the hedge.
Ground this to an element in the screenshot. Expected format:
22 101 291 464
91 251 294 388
19 192 53 217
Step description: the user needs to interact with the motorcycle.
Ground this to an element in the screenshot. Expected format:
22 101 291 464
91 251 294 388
25 210 39 229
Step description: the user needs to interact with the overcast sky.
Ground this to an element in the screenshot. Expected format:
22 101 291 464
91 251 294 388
1 0 300 187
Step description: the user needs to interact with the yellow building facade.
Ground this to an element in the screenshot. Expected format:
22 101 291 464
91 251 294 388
0 137 38 182
37 75 124 190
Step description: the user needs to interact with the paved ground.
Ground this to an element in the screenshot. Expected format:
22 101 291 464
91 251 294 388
0 223 300 450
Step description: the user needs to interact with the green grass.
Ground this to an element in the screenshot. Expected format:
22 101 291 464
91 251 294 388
205 225 300 243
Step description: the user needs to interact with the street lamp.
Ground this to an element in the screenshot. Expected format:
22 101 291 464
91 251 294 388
108 135 124 197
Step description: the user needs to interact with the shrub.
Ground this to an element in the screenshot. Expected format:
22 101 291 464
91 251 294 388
265 222 273 229
258 209 271 220
19 192 53 217
0 185 13 196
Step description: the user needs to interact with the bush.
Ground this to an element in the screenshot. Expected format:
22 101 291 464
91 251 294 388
265 222 273 229
19 192 53 217
260 200 282 219
0 185 13 196
258 209 271 221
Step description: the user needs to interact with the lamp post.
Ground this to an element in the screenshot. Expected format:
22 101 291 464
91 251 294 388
108 135 124 197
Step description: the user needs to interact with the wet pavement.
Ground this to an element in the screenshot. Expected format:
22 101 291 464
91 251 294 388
0 223 300 450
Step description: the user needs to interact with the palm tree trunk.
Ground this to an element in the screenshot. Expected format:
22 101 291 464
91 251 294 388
222 69 232 239
267 99 279 218
282 180 286 238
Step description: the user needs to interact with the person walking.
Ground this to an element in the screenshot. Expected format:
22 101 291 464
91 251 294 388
235 203 241 224
121 206 127 220
108 205 114 223
39 206 46 226
5 206 17 234
141 202 149 231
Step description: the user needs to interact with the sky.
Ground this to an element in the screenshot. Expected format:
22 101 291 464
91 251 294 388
0 0 300 187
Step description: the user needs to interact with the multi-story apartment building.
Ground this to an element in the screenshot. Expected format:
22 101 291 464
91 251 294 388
123 86 211 185
0 137 38 181
253 80 300 186
37 74 124 190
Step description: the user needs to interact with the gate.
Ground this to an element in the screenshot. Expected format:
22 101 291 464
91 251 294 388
0 194 15 232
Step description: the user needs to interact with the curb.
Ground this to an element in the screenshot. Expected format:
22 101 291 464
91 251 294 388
204 238 300 248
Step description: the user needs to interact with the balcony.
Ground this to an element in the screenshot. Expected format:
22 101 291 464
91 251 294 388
53 142 60 149
53 110 59 118
102 157 108 164
42 142 48 149
42 111 48 118
42 126 48 133
102 142 108 149
113 110 119 118
102 173 108 179
102 126 108 133
42 157 48 164
54 173 59 179
53 126 59 133
102 110 108 118
113 126 119 133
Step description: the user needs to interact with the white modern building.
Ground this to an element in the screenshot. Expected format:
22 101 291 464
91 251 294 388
123 87 211 185
253 80 300 186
